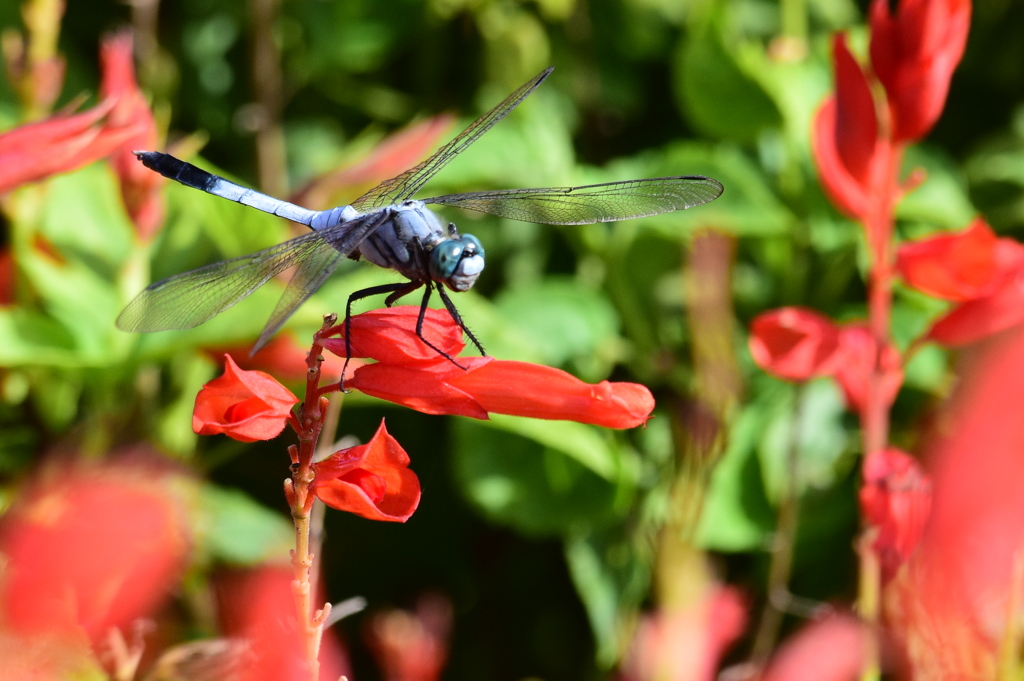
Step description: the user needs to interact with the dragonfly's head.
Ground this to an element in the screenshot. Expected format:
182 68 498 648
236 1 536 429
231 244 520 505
429 227 485 292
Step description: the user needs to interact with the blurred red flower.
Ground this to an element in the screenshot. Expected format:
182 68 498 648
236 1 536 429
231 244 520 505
364 593 452 681
100 31 165 240
761 615 867 681
621 586 746 681
897 219 1024 345
0 99 142 194
748 307 842 380
324 307 655 429
860 447 932 578
193 354 299 442
831 324 903 416
870 0 971 143
216 566 349 681
750 309 902 415
0 462 190 641
214 332 351 384
311 420 420 522
812 34 887 221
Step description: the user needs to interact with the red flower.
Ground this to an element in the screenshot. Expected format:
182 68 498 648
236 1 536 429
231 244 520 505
311 420 420 522
323 308 655 429
216 566 350 681
896 219 1019 301
896 219 1024 345
621 586 746 681
750 310 902 416
291 115 454 209
0 99 142 193
213 332 351 384
193 354 299 442
0 462 189 640
870 0 971 143
100 32 165 240
761 615 867 681
812 34 887 221
831 324 903 416
859 447 932 578
364 593 452 681
748 307 842 380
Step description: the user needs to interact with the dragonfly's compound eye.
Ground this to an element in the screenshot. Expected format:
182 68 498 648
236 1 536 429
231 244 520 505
429 240 464 281
460 234 485 259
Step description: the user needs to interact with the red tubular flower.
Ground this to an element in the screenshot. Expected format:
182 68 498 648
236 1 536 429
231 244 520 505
897 219 1024 345
0 462 190 640
193 354 299 442
748 307 842 381
812 34 886 220
0 100 142 193
326 308 655 429
216 566 350 681
311 420 420 522
100 32 165 240
896 218 1019 301
860 447 932 578
870 0 971 143
832 324 903 415
761 615 867 681
364 594 452 681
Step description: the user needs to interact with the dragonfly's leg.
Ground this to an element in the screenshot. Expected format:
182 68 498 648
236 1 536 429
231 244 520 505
436 283 486 357
341 281 421 390
413 284 466 370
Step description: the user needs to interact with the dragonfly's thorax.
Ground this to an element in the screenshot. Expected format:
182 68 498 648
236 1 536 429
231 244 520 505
357 201 447 278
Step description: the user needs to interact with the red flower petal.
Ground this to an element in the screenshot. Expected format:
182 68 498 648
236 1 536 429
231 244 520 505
762 615 867 681
0 100 142 194
896 218 1024 301
448 359 655 429
100 31 165 240
0 463 190 640
312 420 421 522
349 359 491 420
192 354 298 442
926 272 1024 346
832 324 903 415
860 447 932 578
812 35 883 220
748 307 842 381
321 306 466 364
870 0 971 143
365 594 453 681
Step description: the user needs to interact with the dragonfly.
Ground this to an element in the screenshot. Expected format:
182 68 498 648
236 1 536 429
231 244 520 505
117 67 723 364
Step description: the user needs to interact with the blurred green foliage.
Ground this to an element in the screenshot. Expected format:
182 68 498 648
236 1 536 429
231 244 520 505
2 0 1024 679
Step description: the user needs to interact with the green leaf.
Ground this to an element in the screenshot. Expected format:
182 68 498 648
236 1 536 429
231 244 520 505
898 145 977 229
451 416 637 537
565 527 651 668
675 25 782 143
198 484 294 565
494 279 620 370
695 399 775 551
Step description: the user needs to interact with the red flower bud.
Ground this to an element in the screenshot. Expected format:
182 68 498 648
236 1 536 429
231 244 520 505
870 0 971 143
312 420 421 522
193 354 298 442
860 447 932 577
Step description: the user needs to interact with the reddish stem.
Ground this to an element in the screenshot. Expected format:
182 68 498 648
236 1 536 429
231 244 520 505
286 313 340 680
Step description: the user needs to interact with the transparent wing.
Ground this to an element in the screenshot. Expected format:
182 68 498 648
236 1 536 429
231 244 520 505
351 67 554 211
252 243 346 352
423 176 724 225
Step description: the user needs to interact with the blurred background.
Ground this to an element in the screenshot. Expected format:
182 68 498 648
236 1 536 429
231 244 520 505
1 0 1024 679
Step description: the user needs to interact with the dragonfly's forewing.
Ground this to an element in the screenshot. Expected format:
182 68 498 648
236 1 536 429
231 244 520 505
116 214 381 336
424 176 724 225
351 67 554 211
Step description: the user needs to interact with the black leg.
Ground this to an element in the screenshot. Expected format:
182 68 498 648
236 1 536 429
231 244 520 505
436 283 486 356
342 281 421 389
413 284 467 369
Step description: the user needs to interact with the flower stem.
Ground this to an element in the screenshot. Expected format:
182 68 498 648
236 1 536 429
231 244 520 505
285 314 340 680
